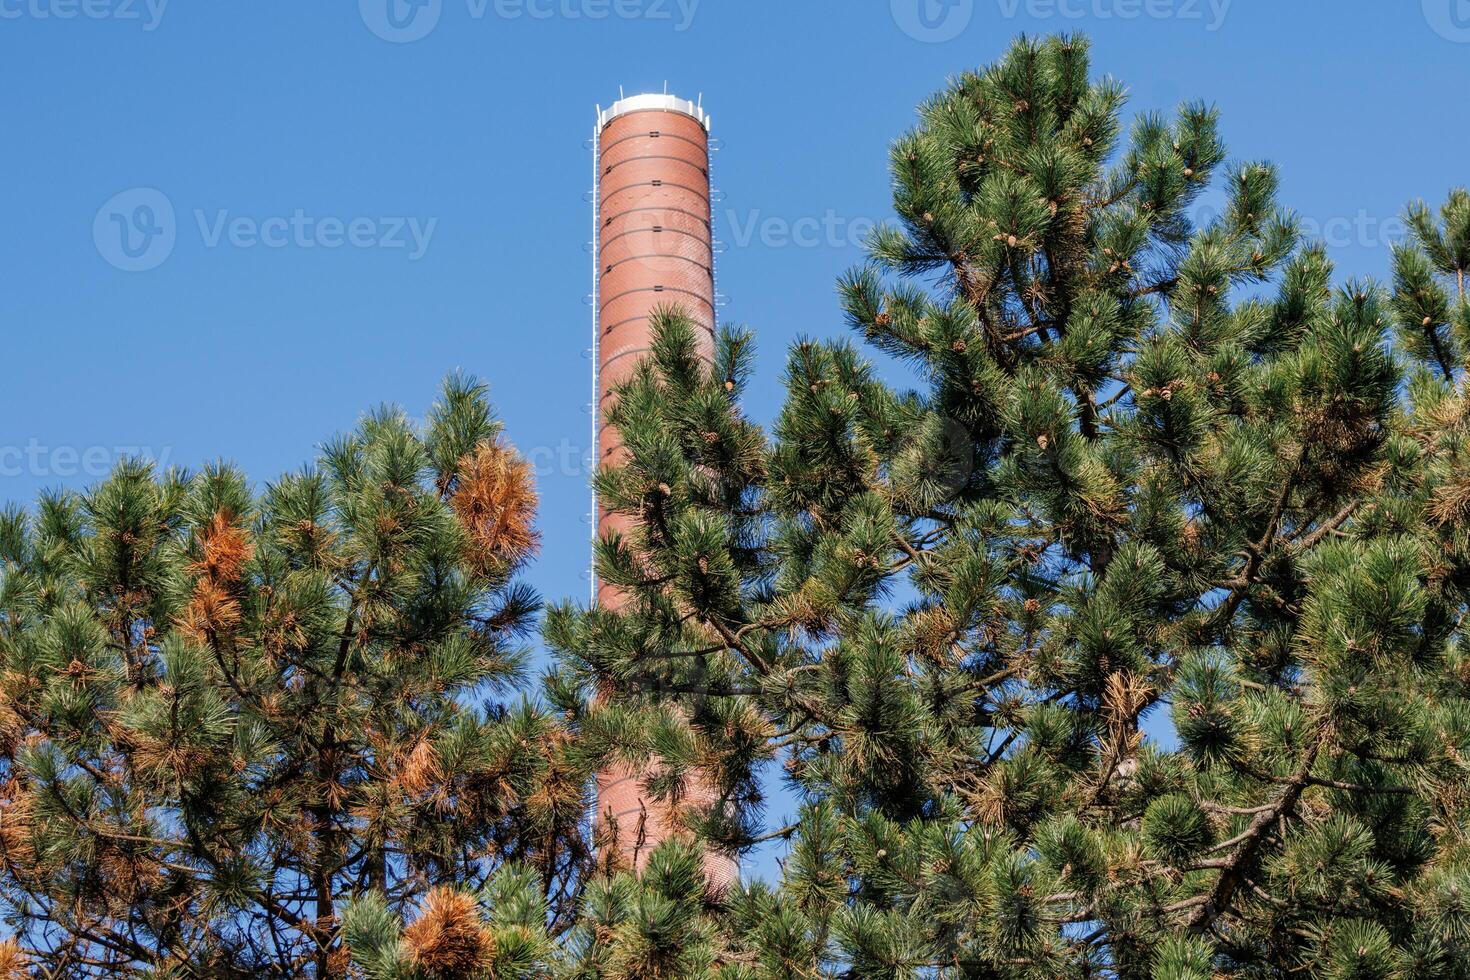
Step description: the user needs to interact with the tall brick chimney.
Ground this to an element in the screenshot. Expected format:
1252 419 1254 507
591 92 737 890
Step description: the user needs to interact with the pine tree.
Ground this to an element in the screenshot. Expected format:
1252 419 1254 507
546 34 1470 978
0 376 588 977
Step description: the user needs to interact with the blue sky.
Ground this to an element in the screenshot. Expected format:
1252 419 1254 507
2 0 1468 879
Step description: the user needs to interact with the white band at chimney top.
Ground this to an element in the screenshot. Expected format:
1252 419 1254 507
596 93 711 134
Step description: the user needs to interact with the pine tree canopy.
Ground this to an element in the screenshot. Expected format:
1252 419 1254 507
6 32 1470 980
0 379 585 976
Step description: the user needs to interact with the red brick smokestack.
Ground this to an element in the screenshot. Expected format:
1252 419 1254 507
592 92 737 890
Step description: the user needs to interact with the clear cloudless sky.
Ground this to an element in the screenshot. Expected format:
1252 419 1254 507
2 0 1467 878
